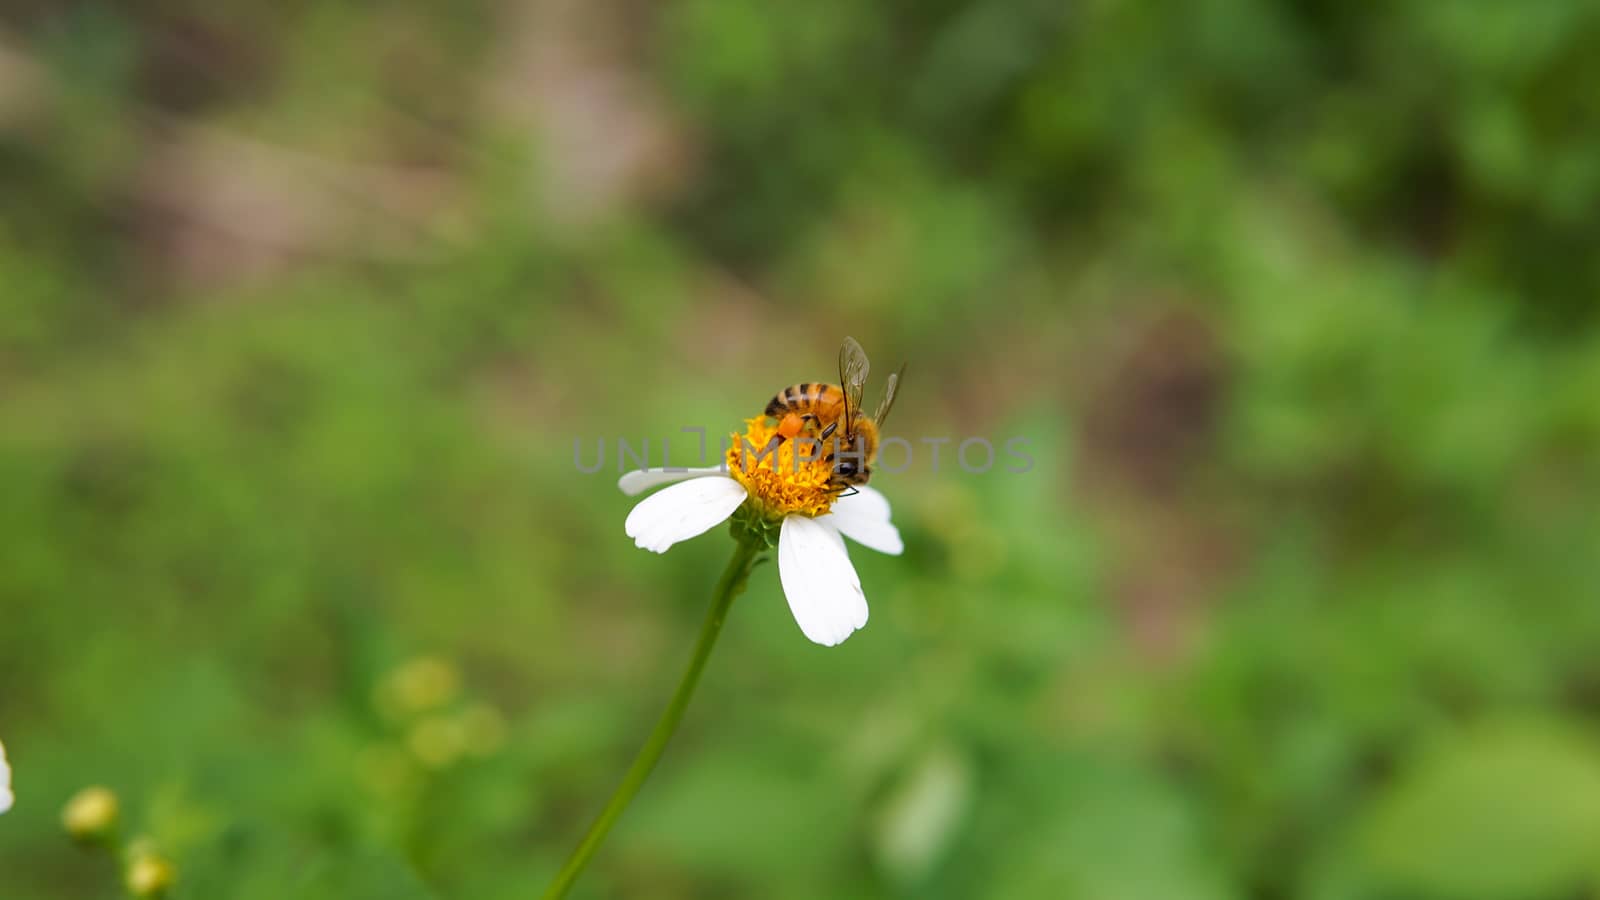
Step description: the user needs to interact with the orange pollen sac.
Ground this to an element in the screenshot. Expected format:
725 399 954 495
726 417 837 519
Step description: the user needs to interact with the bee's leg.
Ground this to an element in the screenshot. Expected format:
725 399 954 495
818 421 838 440
836 485 859 498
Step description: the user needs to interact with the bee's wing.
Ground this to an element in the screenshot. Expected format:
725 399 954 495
838 336 871 430
873 363 906 427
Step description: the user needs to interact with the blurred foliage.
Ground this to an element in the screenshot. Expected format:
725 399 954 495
3 1 1600 898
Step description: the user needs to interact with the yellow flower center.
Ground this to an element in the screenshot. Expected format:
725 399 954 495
726 417 837 519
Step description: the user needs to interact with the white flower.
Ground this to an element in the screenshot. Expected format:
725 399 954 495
619 462 904 647
0 737 12 813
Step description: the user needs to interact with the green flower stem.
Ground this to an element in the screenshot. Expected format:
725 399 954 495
541 537 764 899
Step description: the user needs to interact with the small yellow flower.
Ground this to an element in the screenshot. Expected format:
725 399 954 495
124 848 177 898
376 656 461 720
62 786 119 841
407 714 468 769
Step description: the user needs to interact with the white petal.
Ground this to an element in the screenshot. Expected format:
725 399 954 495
0 738 12 813
828 485 903 555
618 466 729 497
778 515 868 646
624 476 747 553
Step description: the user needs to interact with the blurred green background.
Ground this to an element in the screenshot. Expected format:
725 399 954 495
4 2 1600 898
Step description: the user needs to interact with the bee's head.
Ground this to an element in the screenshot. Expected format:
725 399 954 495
829 430 871 485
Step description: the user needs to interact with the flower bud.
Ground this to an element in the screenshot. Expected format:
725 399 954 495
407 714 467 769
125 849 176 898
376 656 460 720
61 786 119 841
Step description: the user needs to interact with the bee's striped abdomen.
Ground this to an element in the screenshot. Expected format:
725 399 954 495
765 382 840 418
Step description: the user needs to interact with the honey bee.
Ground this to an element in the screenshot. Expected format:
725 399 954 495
764 336 905 489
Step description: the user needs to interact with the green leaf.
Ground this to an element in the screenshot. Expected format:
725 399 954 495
1361 723 1600 900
